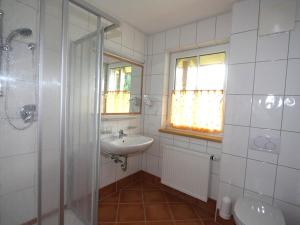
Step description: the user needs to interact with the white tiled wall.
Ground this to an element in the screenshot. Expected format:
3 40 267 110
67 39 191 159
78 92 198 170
219 1 300 224
143 12 232 201
99 19 146 188
99 116 144 188
0 0 38 224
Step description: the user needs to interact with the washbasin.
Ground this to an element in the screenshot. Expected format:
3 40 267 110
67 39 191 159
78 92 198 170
101 135 154 155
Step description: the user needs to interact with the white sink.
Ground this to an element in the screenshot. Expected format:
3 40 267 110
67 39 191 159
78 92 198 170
101 135 154 155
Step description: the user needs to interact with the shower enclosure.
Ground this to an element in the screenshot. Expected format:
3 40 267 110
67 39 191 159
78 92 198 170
0 0 119 225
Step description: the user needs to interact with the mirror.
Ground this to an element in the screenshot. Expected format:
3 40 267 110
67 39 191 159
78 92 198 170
101 53 143 114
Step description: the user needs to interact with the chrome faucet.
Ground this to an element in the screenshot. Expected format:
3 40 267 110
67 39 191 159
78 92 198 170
118 129 127 138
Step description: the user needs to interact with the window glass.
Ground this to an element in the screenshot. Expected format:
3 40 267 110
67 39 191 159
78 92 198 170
170 52 226 133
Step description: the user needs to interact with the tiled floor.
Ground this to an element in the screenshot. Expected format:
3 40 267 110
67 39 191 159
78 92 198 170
99 180 223 225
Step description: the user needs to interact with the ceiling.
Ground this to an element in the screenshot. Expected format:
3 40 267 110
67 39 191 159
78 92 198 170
89 0 238 34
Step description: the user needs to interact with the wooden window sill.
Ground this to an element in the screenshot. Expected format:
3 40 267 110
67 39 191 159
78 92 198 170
159 128 223 143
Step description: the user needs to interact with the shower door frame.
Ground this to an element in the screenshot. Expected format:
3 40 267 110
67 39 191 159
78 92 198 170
37 0 119 225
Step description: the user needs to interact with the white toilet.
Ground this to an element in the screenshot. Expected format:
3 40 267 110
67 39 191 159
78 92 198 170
233 197 286 225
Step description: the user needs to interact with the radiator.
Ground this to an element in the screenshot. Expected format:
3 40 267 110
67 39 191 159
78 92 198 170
162 145 211 202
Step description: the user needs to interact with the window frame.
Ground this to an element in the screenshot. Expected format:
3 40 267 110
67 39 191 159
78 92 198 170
165 44 229 137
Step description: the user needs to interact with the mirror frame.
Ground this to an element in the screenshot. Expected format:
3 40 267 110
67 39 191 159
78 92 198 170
102 52 144 115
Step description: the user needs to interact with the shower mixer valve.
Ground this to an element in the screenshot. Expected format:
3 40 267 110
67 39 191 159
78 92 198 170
20 104 37 123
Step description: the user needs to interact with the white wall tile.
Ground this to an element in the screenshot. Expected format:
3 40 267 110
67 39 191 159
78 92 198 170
117 155 141 180
259 0 297 35
223 125 249 157
229 30 257 64
225 95 252 126
144 115 162 136
0 187 36 225
244 189 273 204
100 162 116 187
189 142 206 153
248 127 280 164
0 120 36 158
210 156 221 175
282 96 300 132
248 149 278 164
227 63 255 94
151 53 166 75
251 95 283 130
275 166 300 206
69 24 89 41
209 174 219 200
196 17 216 45
279 131 300 169
1 80 36 118
104 39 122 53
190 137 207 146
122 46 134 57
289 22 300 58
121 23 134 49
146 135 160 156
144 75 151 94
256 32 289 61
297 0 300 21
173 135 189 142
44 14 61 51
147 35 153 55
254 60 287 95
165 28 180 50
207 141 222 149
146 154 160 177
180 23 197 48
153 32 165 54
207 146 221 160
134 30 145 54
286 59 300 95
274 200 300 225
173 135 189 148
245 159 276 196
3 0 37 42
69 4 89 30
232 0 259 33
150 75 164 95
144 56 152 75
144 98 162 116
216 12 232 42
217 181 244 209
0 153 36 196
160 137 173 152
106 27 122 44
220 154 246 187
133 51 144 63
160 132 174 140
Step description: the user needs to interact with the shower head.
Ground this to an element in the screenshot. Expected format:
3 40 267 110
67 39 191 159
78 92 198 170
5 28 32 50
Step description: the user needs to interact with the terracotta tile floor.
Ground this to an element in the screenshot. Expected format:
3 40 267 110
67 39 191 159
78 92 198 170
98 180 227 225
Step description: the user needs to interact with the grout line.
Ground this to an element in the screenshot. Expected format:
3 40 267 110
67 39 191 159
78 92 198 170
164 191 176 225
141 184 146 225
114 189 121 225
271 30 292 205
231 28 259 36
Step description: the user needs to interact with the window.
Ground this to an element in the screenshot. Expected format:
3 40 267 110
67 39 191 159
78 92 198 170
105 65 132 113
167 46 227 135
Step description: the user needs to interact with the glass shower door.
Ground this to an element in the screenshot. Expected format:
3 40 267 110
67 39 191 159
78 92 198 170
66 6 102 224
39 1 103 225
67 34 98 224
